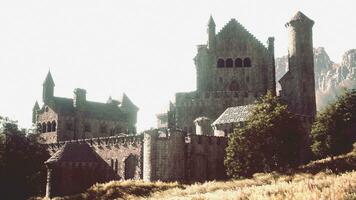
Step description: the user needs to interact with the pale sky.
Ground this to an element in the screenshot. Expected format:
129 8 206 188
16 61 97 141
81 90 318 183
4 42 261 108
0 0 355 131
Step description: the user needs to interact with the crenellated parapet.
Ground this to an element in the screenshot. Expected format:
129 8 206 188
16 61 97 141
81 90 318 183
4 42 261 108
47 134 143 154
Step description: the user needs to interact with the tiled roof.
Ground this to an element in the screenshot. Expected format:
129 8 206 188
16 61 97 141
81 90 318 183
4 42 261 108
45 142 102 164
212 105 254 125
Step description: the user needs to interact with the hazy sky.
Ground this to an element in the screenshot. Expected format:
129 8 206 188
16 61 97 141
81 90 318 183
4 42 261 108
0 0 355 131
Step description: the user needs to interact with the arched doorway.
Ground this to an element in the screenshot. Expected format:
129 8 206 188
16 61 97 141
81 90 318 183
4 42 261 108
124 155 138 180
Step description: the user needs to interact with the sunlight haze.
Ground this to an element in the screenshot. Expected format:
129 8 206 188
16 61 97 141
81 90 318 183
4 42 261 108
0 0 355 131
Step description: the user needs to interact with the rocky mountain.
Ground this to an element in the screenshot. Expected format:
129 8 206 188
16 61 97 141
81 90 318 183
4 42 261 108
276 47 356 110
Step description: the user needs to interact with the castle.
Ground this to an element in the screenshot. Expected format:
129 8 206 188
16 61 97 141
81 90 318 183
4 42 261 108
33 72 138 143
37 11 316 198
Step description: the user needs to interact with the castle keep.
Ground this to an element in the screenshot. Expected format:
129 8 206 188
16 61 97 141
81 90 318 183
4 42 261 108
159 16 276 134
38 11 317 198
33 72 138 143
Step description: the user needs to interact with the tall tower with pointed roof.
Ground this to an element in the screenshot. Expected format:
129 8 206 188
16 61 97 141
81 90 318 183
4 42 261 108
43 71 55 104
280 11 316 121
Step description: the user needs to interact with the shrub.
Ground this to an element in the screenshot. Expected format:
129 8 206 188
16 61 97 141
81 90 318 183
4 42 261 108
225 92 304 178
311 89 356 159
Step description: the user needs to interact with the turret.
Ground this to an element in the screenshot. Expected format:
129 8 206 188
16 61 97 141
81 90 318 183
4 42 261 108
120 93 139 134
285 11 316 119
43 71 55 104
207 15 216 51
267 37 276 95
194 117 212 135
32 101 40 123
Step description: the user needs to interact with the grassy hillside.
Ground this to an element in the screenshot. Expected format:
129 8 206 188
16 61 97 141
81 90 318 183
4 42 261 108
50 150 356 200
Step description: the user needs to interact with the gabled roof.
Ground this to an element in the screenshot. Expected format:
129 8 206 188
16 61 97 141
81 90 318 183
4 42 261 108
216 18 267 51
45 142 102 164
120 93 139 112
212 105 255 126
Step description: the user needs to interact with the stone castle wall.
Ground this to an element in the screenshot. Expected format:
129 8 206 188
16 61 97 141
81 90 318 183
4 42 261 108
47 135 143 180
143 130 228 182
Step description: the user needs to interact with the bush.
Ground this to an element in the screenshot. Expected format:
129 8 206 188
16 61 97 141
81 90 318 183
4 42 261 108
225 92 304 178
0 117 50 200
311 89 356 159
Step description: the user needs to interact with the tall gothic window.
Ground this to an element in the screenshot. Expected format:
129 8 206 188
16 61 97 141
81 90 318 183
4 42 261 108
51 121 56 132
244 58 252 67
217 59 225 68
47 122 52 132
235 58 243 67
226 58 233 68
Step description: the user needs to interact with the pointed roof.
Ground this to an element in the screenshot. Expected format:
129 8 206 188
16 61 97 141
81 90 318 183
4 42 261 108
45 142 103 164
120 93 139 112
33 101 40 110
43 71 55 86
287 11 314 25
208 15 215 27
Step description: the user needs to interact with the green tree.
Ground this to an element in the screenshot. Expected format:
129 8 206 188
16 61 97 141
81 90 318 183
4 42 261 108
225 92 304 178
0 117 50 200
311 89 356 159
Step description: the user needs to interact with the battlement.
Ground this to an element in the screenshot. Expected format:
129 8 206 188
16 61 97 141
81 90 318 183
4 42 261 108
47 134 143 151
187 134 227 146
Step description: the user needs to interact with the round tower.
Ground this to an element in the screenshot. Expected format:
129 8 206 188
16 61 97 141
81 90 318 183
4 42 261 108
143 131 157 181
285 11 316 119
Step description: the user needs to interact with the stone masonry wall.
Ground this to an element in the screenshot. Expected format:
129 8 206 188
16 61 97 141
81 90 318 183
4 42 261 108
47 135 143 180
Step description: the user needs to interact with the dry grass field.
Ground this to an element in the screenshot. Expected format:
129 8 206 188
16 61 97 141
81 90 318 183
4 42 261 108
48 149 356 200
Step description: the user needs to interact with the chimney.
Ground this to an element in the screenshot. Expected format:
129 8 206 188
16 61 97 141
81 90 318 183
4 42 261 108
73 88 86 109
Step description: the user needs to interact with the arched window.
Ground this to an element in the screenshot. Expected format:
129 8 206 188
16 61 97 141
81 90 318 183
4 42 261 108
51 121 56 132
226 58 233 68
42 123 46 133
235 58 242 67
47 122 52 132
244 58 252 67
229 81 239 91
217 59 225 68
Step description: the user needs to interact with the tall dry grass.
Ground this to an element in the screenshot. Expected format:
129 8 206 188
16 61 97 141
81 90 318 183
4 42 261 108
49 150 356 200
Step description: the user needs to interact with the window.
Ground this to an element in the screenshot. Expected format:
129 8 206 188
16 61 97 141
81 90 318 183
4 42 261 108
51 121 56 132
235 58 242 67
226 58 233 68
47 122 52 132
246 76 250 83
217 59 225 68
244 58 252 67
42 123 46 133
